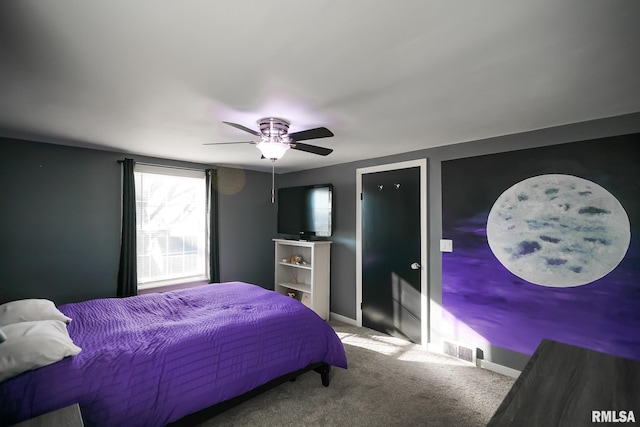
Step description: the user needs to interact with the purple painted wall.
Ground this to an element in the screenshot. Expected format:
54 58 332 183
441 133 640 361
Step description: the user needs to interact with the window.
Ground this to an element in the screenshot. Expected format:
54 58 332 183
134 165 207 287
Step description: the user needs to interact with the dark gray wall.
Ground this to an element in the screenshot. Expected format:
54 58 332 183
0 137 276 304
276 164 357 316
279 112 640 370
217 167 277 288
1 139 121 303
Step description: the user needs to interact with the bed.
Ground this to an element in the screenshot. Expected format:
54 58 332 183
0 282 348 426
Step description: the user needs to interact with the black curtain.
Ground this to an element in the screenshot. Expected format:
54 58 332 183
117 158 138 297
206 169 220 283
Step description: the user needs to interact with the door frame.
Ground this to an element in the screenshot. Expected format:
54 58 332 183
356 159 428 346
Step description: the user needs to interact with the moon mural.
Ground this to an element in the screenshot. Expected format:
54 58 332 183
487 174 631 287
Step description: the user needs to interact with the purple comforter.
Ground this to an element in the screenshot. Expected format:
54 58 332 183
0 282 347 426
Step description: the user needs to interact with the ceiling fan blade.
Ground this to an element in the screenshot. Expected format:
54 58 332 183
291 142 333 156
222 121 262 137
203 141 255 145
288 127 334 142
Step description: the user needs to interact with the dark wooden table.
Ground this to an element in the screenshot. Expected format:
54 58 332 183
12 404 83 427
487 339 640 426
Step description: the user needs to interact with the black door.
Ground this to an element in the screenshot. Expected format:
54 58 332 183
362 167 421 344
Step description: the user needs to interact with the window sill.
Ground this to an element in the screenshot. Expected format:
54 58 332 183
138 277 210 295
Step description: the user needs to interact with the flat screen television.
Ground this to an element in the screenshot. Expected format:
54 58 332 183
277 184 333 239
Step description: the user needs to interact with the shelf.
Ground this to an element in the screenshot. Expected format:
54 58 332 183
277 282 311 294
273 239 331 320
278 261 312 270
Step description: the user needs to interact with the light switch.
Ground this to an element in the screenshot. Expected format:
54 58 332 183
440 239 453 252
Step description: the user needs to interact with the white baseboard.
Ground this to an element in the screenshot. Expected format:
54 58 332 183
330 312 357 326
479 360 521 379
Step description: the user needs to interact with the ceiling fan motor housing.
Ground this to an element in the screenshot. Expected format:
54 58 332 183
258 117 290 140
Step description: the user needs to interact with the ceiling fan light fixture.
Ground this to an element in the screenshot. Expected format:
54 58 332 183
210 117 333 160
256 140 290 160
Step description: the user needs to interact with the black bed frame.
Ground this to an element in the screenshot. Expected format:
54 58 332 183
166 362 331 426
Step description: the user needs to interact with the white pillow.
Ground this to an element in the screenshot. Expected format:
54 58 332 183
0 320 81 382
0 299 72 327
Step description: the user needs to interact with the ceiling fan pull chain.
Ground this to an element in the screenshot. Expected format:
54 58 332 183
271 162 275 204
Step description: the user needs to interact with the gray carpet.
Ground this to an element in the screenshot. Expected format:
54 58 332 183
196 322 516 427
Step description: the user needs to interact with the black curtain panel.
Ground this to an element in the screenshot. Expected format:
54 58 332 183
206 169 220 283
117 158 138 297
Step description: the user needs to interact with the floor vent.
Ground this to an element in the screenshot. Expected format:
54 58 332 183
443 341 476 364
443 341 458 358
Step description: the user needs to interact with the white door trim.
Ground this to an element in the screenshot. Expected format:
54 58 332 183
356 159 428 346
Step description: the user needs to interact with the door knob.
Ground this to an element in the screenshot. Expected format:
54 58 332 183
411 262 421 270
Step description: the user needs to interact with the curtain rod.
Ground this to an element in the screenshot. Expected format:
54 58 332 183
117 159 215 172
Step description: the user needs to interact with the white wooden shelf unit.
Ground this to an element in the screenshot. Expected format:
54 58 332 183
273 239 331 320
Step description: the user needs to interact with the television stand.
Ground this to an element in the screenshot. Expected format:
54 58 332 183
273 239 332 320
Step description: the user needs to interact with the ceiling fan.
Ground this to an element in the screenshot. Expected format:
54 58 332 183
204 117 334 161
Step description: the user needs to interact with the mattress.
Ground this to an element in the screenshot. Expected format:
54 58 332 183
0 282 347 426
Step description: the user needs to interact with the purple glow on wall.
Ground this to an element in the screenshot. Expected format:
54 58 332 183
441 134 640 361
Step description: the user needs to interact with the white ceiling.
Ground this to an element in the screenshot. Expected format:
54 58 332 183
1 0 639 173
